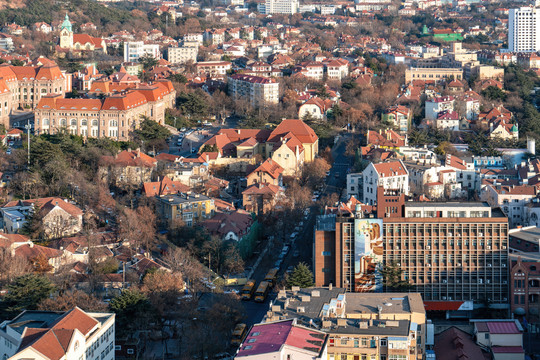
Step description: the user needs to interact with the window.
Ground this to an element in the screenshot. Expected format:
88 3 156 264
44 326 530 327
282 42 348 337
322 251 331 256
380 339 387 346
485 333 489 339
127 349 134 355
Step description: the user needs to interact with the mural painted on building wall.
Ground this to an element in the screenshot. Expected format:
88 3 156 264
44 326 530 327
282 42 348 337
354 219 383 292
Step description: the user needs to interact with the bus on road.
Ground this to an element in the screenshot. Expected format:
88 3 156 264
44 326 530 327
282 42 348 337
241 279 256 300
231 323 248 345
254 281 270 303
264 268 279 287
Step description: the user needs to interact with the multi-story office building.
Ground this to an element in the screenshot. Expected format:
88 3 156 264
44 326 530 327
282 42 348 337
228 74 279 107
508 5 540 52
260 0 299 14
0 308 115 360
266 287 426 360
314 202 509 307
167 45 198 64
123 41 161 63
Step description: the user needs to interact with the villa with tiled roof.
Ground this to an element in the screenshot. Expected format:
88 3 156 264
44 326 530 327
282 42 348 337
0 307 115 360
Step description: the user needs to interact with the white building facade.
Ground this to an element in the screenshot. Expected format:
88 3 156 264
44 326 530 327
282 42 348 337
123 41 161 63
508 6 540 52
362 160 409 205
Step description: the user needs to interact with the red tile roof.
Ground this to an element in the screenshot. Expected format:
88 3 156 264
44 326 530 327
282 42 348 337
143 176 190 196
373 160 408 177
251 158 283 180
268 119 318 144
101 150 157 168
367 129 406 147
486 321 521 334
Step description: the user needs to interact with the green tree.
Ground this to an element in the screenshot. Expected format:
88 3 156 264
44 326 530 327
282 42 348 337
199 144 218 153
168 73 187 84
109 289 153 333
482 86 505 101
2 274 55 315
176 91 209 118
380 261 412 291
287 262 314 288
138 53 159 70
10 59 24 66
132 117 170 151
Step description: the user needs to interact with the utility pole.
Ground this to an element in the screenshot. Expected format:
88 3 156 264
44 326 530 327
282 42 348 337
25 119 31 166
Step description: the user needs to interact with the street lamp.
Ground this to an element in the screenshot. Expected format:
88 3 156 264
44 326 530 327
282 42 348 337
24 119 31 166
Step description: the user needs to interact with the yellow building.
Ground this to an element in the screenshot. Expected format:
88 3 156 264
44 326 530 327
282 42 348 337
405 67 463 83
157 192 215 226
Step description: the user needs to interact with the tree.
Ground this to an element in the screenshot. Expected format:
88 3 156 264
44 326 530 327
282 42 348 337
0 248 30 285
138 53 159 70
110 289 153 334
287 262 314 288
176 91 209 118
380 261 412 291
132 117 170 152
118 206 156 252
163 247 205 290
91 257 119 274
482 86 505 101
2 274 55 315
38 291 108 312
302 158 331 189
29 254 53 273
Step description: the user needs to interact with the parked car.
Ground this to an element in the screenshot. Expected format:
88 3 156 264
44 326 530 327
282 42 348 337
293 250 299 258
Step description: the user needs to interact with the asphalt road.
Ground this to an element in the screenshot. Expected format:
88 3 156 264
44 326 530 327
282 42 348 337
239 133 355 327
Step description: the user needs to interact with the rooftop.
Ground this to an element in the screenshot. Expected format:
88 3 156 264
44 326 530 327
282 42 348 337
158 192 212 204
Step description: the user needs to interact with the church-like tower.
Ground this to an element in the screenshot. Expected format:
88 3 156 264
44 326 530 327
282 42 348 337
59 13 73 49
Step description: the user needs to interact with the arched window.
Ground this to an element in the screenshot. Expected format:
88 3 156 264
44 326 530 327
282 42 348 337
70 119 77 126
81 119 87 126
92 119 98 126
43 119 50 126
109 120 118 127
60 118 67 126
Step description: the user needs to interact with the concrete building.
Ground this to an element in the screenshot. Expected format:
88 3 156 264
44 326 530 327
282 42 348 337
509 5 540 53
228 74 279 107
156 192 215 226
123 41 161 63
265 288 426 360
195 61 232 78
472 319 525 360
0 307 115 360
405 67 463 83
481 184 536 228
362 160 409 205
260 0 299 14
167 45 198 64
314 202 509 307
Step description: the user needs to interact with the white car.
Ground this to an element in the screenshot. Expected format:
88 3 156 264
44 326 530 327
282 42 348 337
290 232 298 239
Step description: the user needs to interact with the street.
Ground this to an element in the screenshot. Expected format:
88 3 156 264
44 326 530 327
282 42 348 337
239 133 355 326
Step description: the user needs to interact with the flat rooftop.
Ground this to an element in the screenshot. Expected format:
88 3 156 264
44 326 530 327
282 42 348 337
344 293 425 317
158 192 212 204
509 226 540 243
405 201 490 208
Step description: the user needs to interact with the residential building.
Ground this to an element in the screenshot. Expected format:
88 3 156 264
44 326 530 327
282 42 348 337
425 96 455 121
123 41 161 63
298 96 336 120
195 61 232 77
362 160 409 205
481 184 536 228
142 176 190 197
266 288 426 360
314 202 509 307
472 319 525 360
247 158 283 186
294 62 324 81
242 183 283 215
228 74 279 107
235 319 327 360
325 59 349 81
99 150 157 188
508 5 540 52
366 129 407 149
167 45 198 64
260 0 299 15
0 307 115 360
1 197 83 238
156 192 215 226
382 105 411 133
34 80 176 140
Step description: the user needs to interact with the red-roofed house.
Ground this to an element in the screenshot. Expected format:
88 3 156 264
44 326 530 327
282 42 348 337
362 160 409 205
236 319 327 360
434 327 487 360
0 307 115 360
242 183 284 215
143 176 190 196
366 129 407 149
382 105 411 133
99 149 157 187
298 96 337 120
247 158 283 186
473 319 524 360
